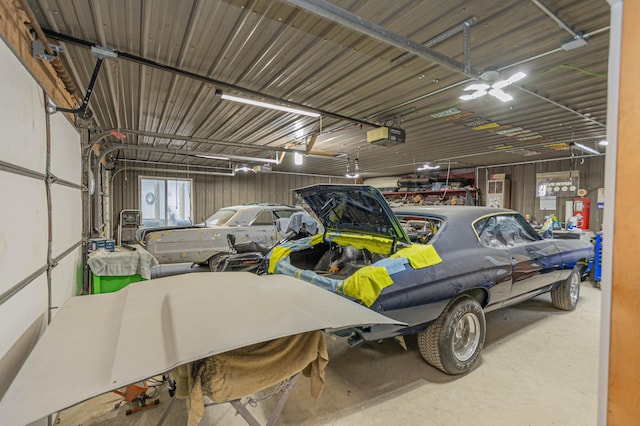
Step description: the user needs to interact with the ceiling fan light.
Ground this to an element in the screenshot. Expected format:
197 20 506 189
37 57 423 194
507 71 527 83
489 88 513 102
464 83 490 91
492 80 510 89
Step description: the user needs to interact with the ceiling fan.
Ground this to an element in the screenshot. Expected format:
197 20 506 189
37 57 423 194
459 71 526 102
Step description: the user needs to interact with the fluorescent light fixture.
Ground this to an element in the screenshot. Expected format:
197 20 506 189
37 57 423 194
598 140 609 146
294 152 304 165
573 142 600 155
195 154 230 161
417 163 441 171
218 92 320 117
197 153 279 164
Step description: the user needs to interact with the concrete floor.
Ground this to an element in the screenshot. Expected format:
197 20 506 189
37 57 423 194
56 272 601 426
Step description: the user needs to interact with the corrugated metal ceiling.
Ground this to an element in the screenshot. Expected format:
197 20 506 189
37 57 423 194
27 0 610 178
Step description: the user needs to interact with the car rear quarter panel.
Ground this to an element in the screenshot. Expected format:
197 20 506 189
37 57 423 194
370 238 512 329
145 226 276 264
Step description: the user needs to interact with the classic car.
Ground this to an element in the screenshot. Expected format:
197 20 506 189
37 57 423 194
137 203 318 270
266 184 594 375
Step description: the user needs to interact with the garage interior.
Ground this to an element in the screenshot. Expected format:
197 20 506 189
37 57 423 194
0 0 637 424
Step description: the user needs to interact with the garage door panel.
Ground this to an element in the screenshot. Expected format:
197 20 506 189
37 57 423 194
0 172 48 295
0 42 46 173
51 184 82 258
0 275 47 359
50 248 82 321
50 112 81 185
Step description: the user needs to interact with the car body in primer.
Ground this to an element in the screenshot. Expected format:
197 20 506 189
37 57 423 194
137 203 308 268
266 184 594 374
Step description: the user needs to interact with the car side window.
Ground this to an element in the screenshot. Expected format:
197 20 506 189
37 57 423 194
495 215 540 246
273 210 295 219
475 216 506 248
252 210 275 226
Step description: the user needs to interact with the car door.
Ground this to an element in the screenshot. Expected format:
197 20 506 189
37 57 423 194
493 214 564 299
241 209 279 246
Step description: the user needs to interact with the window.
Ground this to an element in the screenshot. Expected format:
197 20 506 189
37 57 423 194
395 214 443 244
205 209 236 226
140 177 192 227
252 210 275 226
475 214 540 248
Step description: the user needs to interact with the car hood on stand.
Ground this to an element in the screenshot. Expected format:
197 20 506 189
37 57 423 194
294 184 411 246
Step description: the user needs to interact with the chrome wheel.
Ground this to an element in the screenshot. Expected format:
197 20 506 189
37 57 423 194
569 271 580 304
452 312 481 362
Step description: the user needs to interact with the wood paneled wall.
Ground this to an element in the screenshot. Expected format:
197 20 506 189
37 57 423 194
478 156 606 231
111 167 350 226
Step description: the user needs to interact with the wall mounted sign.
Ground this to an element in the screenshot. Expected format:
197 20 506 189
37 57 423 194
536 171 579 197
540 196 557 210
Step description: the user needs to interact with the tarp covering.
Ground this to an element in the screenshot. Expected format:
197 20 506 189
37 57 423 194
87 246 158 279
172 330 328 426
391 244 443 269
341 266 394 307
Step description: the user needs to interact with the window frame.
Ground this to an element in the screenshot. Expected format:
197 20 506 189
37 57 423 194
139 176 193 227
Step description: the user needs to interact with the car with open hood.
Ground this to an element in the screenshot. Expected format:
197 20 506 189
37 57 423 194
265 184 594 375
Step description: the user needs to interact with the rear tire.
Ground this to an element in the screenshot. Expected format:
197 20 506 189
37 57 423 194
418 295 485 375
551 266 580 311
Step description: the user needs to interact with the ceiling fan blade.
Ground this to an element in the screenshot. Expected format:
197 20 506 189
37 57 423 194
489 88 513 102
492 71 527 89
506 71 527 84
464 83 490 91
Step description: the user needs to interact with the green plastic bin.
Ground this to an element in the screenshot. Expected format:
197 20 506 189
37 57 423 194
92 273 145 294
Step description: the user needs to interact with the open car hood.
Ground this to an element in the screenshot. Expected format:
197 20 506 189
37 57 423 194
295 184 411 246
0 272 404 425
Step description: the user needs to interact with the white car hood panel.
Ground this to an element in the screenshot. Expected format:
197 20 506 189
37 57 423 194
0 272 403 425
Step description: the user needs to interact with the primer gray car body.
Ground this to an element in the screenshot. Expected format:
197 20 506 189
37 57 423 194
139 203 306 265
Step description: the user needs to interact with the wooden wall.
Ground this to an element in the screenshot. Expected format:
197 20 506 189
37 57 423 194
110 166 351 230
608 0 640 423
478 155 606 232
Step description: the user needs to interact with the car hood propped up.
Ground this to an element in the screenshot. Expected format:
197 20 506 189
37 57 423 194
295 184 411 248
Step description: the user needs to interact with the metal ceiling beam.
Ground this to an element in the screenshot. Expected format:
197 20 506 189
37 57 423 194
516 87 606 127
284 0 480 78
41 29 378 128
529 0 579 39
89 128 298 153
97 143 293 166
390 16 477 67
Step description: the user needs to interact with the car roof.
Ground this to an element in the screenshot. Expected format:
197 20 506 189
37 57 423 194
392 206 519 250
222 203 300 211
392 205 516 223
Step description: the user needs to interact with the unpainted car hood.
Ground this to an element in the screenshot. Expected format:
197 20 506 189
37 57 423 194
0 272 404 425
295 184 411 246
